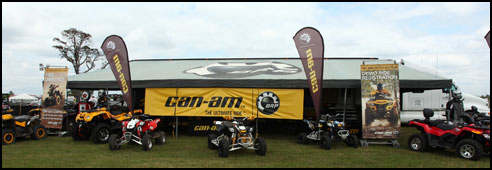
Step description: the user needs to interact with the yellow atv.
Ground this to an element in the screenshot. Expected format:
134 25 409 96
72 107 141 144
365 97 398 126
2 109 47 145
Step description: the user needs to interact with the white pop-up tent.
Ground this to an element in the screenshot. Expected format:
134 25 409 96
9 93 40 105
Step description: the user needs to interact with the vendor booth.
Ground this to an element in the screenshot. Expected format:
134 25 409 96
66 58 452 136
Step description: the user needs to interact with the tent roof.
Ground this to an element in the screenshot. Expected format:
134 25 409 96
9 93 38 100
67 58 452 90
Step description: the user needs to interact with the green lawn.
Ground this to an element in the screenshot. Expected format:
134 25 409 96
2 127 490 168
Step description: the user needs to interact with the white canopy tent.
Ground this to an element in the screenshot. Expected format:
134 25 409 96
9 93 40 106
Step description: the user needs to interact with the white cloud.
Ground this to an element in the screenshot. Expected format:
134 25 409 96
442 2 479 16
2 2 490 96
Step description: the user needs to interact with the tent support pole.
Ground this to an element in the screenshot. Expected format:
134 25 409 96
343 88 347 123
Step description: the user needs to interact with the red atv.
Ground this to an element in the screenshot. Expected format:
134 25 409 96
408 108 490 161
108 114 166 151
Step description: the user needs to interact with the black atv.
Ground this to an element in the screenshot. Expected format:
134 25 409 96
2 108 47 145
297 113 359 150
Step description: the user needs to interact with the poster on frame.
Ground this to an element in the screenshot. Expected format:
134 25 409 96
361 64 400 139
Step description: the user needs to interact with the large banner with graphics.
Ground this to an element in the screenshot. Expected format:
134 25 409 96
361 64 400 139
41 67 68 129
293 27 324 121
145 88 304 120
101 35 134 113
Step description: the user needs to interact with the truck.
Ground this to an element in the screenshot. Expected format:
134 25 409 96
400 88 489 124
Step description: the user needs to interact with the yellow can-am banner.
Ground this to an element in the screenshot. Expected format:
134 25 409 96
145 88 304 120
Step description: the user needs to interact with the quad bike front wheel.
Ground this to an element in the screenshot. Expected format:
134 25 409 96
142 134 153 151
92 123 111 144
218 136 230 158
108 134 122 151
72 123 90 141
455 139 483 161
2 129 16 145
297 132 308 144
320 135 331 150
31 125 47 140
255 137 267 156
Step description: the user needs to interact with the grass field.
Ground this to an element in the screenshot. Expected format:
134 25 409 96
2 127 490 168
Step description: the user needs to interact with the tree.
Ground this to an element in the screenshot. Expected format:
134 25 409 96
52 28 109 74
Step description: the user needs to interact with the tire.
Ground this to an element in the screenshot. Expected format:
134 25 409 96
2 129 16 145
455 139 483 161
31 125 47 140
108 134 121 151
92 123 111 144
142 134 153 151
297 132 308 144
255 137 267 156
320 135 331 150
72 123 90 141
218 136 230 158
365 108 373 126
345 135 359 148
408 133 428 152
208 133 218 149
155 131 166 145
56 95 62 105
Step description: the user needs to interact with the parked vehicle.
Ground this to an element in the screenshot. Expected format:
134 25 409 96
208 116 267 157
2 108 46 145
108 114 165 151
297 113 359 150
408 108 490 161
401 87 489 124
72 107 140 143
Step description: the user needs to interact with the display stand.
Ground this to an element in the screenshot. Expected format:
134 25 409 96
360 139 400 148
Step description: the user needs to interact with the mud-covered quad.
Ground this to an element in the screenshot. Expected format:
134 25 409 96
207 116 267 157
2 108 47 145
72 107 140 144
109 114 165 151
43 84 63 107
297 113 359 149
365 95 398 126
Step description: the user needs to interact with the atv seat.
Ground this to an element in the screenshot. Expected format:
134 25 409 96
436 123 456 131
421 108 441 127
110 110 128 116
222 121 234 128
14 115 31 122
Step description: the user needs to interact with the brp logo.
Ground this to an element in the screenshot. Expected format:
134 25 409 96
106 41 116 50
299 33 311 45
257 91 280 115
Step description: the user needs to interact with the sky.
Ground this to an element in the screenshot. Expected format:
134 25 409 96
2 2 490 97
